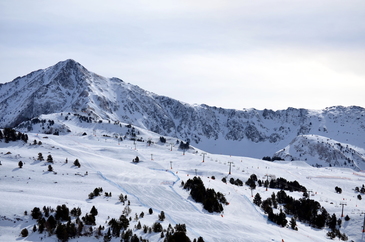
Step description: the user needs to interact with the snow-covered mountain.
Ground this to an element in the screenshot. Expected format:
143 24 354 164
1 59 364 166
1 60 365 241
274 134 365 170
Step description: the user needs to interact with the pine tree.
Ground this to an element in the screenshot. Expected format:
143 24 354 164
74 159 81 168
56 224 68 242
327 213 337 230
119 193 125 203
90 206 98 216
159 211 165 221
290 217 298 230
38 153 44 161
46 215 57 233
271 192 278 209
31 207 42 220
38 220 45 233
197 237 205 242
253 193 262 206
152 222 163 232
47 155 53 163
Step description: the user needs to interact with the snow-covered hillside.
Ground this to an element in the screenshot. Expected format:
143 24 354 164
1 118 365 241
274 134 365 171
0 59 364 165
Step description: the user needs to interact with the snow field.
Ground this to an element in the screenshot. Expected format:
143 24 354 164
1 127 365 242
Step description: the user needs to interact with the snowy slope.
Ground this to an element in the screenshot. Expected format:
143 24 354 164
1 119 365 241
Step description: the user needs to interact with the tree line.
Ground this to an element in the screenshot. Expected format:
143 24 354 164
0 128 28 143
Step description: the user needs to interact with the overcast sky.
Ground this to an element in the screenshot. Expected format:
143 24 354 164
1 0 364 111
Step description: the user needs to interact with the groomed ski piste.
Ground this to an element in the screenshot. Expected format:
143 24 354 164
1 114 365 242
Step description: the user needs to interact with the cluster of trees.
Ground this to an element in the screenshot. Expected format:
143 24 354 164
119 193 129 205
163 224 204 242
254 192 288 228
125 126 141 141
355 185 365 193
183 176 227 213
88 187 103 199
28 203 165 242
77 114 94 123
25 203 205 242
245 174 306 193
245 174 258 189
221 177 243 186
19 158 206 242
262 156 284 162
159 136 166 143
354 185 364 200
179 141 190 150
29 204 87 241
104 210 204 242
253 189 348 240
0 128 28 143
268 177 307 192
34 153 80 171
32 139 42 145
25 118 60 134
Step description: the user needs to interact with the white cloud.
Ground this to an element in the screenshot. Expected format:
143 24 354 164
0 0 364 110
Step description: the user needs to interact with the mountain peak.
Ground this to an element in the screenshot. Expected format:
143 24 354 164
49 59 87 74
56 58 80 67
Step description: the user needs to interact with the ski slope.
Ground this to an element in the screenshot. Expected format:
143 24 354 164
1 124 365 241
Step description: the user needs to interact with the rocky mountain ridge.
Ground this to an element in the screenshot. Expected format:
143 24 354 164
1 59 364 166
274 134 365 170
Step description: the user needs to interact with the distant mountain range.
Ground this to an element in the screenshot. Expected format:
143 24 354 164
1 59 364 169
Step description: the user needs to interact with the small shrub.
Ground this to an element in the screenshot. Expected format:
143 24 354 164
158 211 165 221
20 228 28 237
335 186 342 194
74 159 81 168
